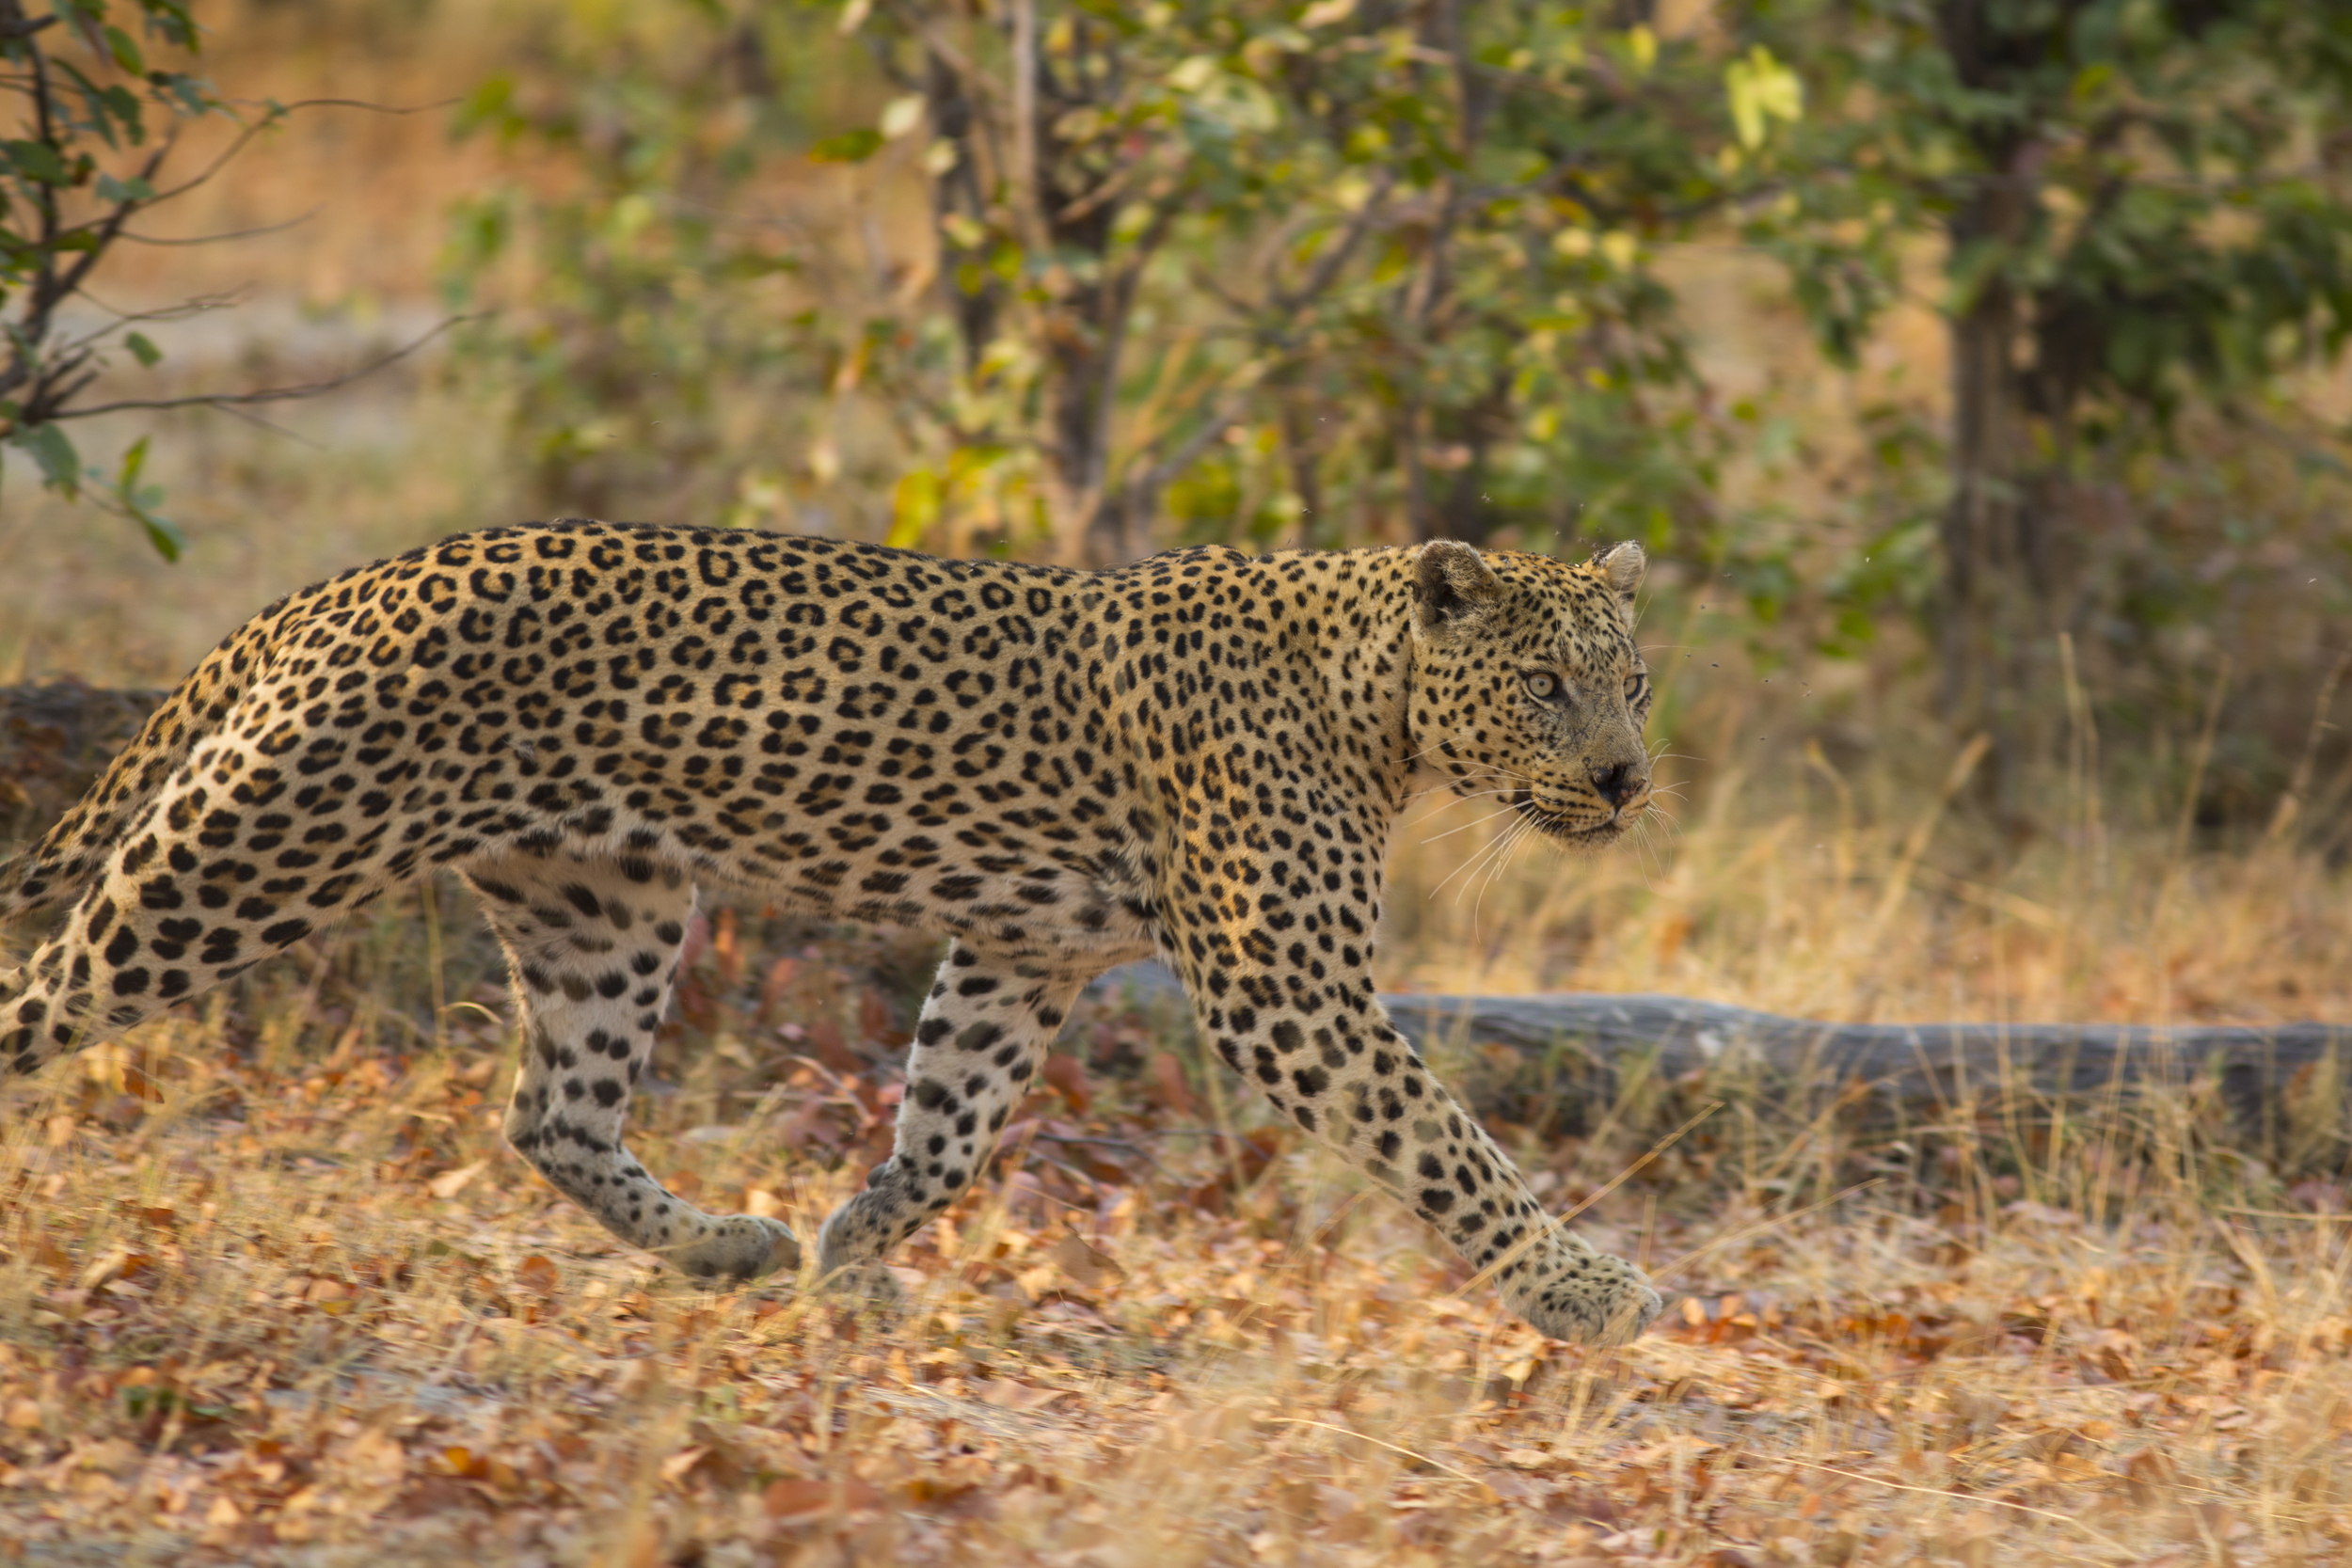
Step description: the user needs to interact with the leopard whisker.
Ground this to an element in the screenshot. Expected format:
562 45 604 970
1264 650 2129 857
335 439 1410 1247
1419 800 1534 846
1434 809 1533 905
1467 814 1540 933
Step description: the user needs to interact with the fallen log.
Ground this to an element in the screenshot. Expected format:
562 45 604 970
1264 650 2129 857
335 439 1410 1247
0 680 169 850
1090 963 2351 1140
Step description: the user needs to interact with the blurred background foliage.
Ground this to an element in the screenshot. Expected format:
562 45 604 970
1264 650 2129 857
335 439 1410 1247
5 0 2352 868
440 0 2352 832
436 0 1733 570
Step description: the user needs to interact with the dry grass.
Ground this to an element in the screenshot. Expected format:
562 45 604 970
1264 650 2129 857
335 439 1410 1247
1380 740 2352 1028
10 356 2352 1568
8 5 2352 1561
5 806 2352 1566
9 388 2352 1562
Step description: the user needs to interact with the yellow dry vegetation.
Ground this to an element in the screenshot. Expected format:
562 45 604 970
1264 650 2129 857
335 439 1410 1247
4 5 2352 1563
2 832 2350 1565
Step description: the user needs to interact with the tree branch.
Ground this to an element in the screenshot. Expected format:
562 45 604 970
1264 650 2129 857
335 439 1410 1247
49 315 472 420
1271 171 1398 315
119 206 322 247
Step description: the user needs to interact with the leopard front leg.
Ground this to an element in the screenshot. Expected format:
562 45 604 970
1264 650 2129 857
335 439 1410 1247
1201 977 1660 1343
1162 836 1661 1345
464 852 797 1283
817 942 1090 1276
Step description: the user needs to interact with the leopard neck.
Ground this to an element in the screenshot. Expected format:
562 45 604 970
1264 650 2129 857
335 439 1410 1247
1264 546 1420 816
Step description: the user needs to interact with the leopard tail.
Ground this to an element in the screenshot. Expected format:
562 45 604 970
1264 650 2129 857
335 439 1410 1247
0 611 283 924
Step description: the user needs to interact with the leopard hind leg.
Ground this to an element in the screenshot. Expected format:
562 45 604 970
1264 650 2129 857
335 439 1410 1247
1 774 404 1080
461 848 798 1283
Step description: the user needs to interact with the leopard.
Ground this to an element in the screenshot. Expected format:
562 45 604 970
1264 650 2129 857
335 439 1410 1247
0 521 1664 1345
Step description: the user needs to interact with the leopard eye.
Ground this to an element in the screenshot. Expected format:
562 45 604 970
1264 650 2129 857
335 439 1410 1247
1525 673 1557 700
1624 673 1645 700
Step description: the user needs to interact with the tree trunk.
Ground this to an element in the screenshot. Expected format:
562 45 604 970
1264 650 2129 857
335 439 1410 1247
1939 267 2026 733
1934 0 2051 806
0 681 169 850
918 8 1155 571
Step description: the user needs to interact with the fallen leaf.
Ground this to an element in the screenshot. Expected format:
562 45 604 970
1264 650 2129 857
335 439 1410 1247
1145 1053 1199 1117
1041 1053 1090 1113
806 1018 861 1075
427 1162 485 1199
859 987 910 1049
763 1475 882 1518
1050 1230 1122 1291
2289 1179 2344 1212
437 1447 487 1479
74 1248 132 1291
334 1429 407 1493
516 1256 561 1297
977 1378 1065 1411
712 906 742 987
755 956 800 1022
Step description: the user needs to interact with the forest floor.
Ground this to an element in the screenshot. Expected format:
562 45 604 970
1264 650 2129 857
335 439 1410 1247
4 0 2352 1560
4 879 2351 1567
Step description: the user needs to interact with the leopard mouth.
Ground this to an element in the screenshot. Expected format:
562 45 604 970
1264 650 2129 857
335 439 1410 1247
1514 800 1629 846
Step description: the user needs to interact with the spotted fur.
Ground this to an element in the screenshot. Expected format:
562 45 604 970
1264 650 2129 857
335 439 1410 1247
1 522 1661 1342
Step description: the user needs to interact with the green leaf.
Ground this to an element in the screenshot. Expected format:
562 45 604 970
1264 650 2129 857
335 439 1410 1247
1724 45 1804 151
139 2 199 52
111 436 183 560
161 74 215 119
457 72 522 141
1168 55 1218 93
1625 24 1657 77
103 24 146 75
135 512 185 562
125 332 163 368
3 140 72 185
101 85 144 142
808 129 883 164
8 423 81 498
887 466 940 547
96 172 156 204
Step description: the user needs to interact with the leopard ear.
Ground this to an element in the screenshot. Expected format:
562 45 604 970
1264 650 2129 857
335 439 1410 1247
1591 541 1645 624
1413 539 1502 634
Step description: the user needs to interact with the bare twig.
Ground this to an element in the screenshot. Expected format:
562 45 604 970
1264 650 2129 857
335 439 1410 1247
2171 654 2233 866
119 207 323 248
1009 0 1042 252
55 315 474 420
2265 648 2350 844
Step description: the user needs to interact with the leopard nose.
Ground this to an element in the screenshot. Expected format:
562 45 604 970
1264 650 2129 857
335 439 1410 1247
1590 762 1645 809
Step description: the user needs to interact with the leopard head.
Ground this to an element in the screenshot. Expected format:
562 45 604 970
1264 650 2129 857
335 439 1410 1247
1404 538 1653 847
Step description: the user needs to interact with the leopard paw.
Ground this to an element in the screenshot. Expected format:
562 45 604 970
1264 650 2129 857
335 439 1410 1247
671 1214 800 1283
817 1261 906 1312
1510 1252 1663 1346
